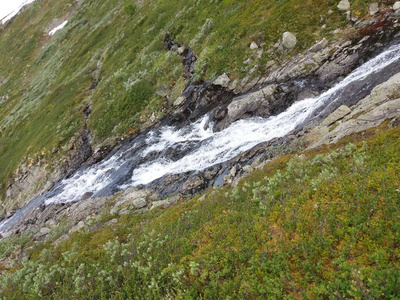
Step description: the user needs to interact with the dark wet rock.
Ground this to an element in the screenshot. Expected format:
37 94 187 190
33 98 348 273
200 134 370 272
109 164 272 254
81 192 94 201
65 130 92 176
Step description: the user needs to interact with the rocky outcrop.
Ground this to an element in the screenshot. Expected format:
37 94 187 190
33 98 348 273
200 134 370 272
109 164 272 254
311 71 400 147
216 85 277 129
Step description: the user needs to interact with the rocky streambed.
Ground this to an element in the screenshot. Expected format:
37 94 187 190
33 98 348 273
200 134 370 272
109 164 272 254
2 10 400 239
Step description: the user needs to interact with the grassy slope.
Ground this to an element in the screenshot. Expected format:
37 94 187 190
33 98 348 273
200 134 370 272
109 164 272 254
0 122 399 299
0 0 380 202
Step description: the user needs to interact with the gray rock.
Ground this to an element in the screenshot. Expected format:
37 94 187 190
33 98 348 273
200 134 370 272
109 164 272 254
322 105 351 126
151 200 170 210
394 1 400 10
177 46 186 55
242 165 254 174
182 176 204 191
223 84 277 126
369 3 379 15
39 227 51 235
81 192 93 201
316 52 359 83
346 72 400 120
315 99 400 146
250 42 259 50
174 96 186 107
68 221 85 235
213 73 230 88
337 0 350 11
150 194 180 210
114 189 153 208
156 84 170 97
282 32 297 50
229 165 240 177
309 38 328 53
132 198 147 209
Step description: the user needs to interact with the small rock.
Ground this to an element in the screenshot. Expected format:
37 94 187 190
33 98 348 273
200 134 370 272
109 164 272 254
132 198 147 209
393 2 400 10
156 84 170 97
177 46 186 55
77 221 85 230
309 38 328 53
173 96 186 107
333 28 343 35
337 0 350 11
328 9 334 15
229 165 240 177
213 73 230 88
223 175 232 184
243 58 252 65
282 32 297 50
242 165 254 173
151 200 170 210
250 42 259 50
369 3 379 15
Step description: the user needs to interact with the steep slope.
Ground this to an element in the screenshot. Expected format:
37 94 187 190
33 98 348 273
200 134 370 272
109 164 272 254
0 0 380 212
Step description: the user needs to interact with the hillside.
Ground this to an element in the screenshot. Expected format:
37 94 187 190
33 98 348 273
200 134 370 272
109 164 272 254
0 0 381 210
1 0 400 299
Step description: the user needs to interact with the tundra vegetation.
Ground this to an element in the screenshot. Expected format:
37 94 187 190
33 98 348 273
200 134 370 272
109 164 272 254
1 0 399 298
0 122 399 298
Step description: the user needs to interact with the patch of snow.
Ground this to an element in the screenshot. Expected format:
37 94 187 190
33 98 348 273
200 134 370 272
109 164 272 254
49 20 68 36
0 0 36 24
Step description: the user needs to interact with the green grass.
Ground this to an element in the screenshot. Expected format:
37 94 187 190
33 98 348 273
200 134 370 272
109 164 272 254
0 123 399 299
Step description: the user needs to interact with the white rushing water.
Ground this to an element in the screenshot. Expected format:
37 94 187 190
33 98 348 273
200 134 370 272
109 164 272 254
15 43 400 207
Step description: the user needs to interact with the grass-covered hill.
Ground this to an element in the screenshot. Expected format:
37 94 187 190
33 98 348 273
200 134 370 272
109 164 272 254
0 119 399 299
0 0 380 203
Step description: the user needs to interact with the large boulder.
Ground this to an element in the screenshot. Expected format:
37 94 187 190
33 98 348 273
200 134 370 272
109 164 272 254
282 32 297 50
220 84 277 128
